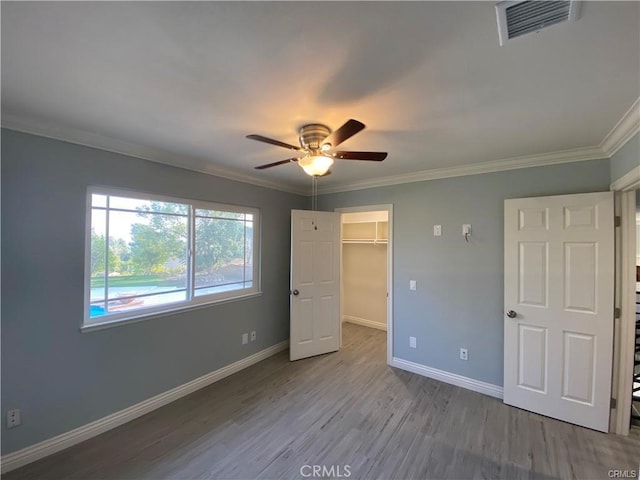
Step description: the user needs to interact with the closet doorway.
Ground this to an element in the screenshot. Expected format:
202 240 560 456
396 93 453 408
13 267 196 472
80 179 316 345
336 205 393 364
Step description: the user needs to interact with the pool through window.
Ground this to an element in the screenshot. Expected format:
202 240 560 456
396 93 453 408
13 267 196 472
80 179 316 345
85 188 260 328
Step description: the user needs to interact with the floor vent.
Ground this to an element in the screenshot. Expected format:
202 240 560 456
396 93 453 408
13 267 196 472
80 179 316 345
496 1 580 45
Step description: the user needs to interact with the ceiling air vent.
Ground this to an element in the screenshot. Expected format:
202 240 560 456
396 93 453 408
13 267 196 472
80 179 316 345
496 1 580 45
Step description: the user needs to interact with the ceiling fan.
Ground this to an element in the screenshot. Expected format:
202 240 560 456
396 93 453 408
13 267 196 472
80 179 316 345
247 119 387 177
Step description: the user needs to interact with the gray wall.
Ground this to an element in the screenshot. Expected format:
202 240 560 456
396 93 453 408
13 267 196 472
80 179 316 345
0 127 618 455
319 159 611 387
1 129 307 455
610 132 639 183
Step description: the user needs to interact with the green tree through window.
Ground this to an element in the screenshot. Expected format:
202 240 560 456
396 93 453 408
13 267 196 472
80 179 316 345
86 190 259 325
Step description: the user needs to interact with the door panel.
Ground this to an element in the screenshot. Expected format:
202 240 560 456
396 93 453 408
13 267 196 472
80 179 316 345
518 325 548 393
297 298 314 343
504 192 614 432
317 295 335 339
518 242 548 307
290 210 340 361
299 242 314 285
564 242 597 312
562 332 595 404
564 205 597 229
518 208 549 231
318 242 334 283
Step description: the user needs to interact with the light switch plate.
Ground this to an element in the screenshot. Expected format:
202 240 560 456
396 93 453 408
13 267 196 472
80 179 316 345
434 225 442 236
409 280 417 291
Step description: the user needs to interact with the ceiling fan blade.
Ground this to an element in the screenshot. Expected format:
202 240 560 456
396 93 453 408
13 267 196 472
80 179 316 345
246 134 301 151
322 119 365 149
254 158 299 170
333 151 387 161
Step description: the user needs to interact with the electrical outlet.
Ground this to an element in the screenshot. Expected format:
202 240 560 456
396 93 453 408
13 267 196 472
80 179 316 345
409 280 417 291
242 333 248 345
460 348 468 361
409 336 417 349
250 331 256 342
433 225 442 236
7 409 21 429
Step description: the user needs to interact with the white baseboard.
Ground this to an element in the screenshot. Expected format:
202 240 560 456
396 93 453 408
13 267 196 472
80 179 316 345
390 357 504 399
1 340 289 474
343 315 387 331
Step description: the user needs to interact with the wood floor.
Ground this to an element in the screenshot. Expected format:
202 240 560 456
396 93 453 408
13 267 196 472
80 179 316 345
4 323 639 480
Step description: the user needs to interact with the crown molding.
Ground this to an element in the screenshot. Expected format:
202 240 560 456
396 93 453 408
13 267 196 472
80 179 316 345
317 145 607 195
315 98 639 196
610 165 640 192
6 95 639 199
600 98 640 157
1 115 308 196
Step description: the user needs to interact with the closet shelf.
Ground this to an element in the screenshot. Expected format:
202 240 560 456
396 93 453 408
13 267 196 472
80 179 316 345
342 238 388 245
342 220 388 245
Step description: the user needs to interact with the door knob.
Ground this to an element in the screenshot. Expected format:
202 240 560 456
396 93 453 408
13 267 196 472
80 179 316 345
506 310 517 318
292 289 299 296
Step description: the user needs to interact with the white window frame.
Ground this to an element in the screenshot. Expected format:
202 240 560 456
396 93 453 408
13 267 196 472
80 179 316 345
83 186 261 332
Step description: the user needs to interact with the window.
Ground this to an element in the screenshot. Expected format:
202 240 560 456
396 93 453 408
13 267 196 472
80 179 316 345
84 187 260 328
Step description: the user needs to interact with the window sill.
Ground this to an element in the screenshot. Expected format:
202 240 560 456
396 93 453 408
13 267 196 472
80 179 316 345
80 291 263 333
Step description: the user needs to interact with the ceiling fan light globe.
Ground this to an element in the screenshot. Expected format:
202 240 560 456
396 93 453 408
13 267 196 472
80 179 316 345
299 155 334 176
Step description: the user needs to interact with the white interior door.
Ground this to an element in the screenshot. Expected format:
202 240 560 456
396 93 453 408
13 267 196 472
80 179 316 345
504 192 614 432
290 209 341 361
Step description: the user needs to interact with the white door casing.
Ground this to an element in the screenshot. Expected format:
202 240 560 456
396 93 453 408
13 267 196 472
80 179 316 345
504 192 614 432
290 210 341 361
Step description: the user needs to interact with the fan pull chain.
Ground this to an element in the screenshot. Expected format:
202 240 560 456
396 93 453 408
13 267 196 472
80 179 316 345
311 176 318 211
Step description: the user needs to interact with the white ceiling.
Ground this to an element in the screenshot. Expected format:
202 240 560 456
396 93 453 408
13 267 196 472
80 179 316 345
2 1 639 194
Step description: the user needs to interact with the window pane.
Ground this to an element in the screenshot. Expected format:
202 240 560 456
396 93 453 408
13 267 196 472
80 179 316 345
195 283 248 297
92 194 107 208
87 190 259 325
107 207 188 295
106 274 187 302
111 210 188 271
90 208 106 317
105 290 188 315
109 196 188 215
195 217 247 291
195 209 244 220
245 220 253 282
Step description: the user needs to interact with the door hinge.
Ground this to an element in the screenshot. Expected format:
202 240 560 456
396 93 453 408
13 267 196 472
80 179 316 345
610 397 617 409
614 307 621 319
614 216 621 227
